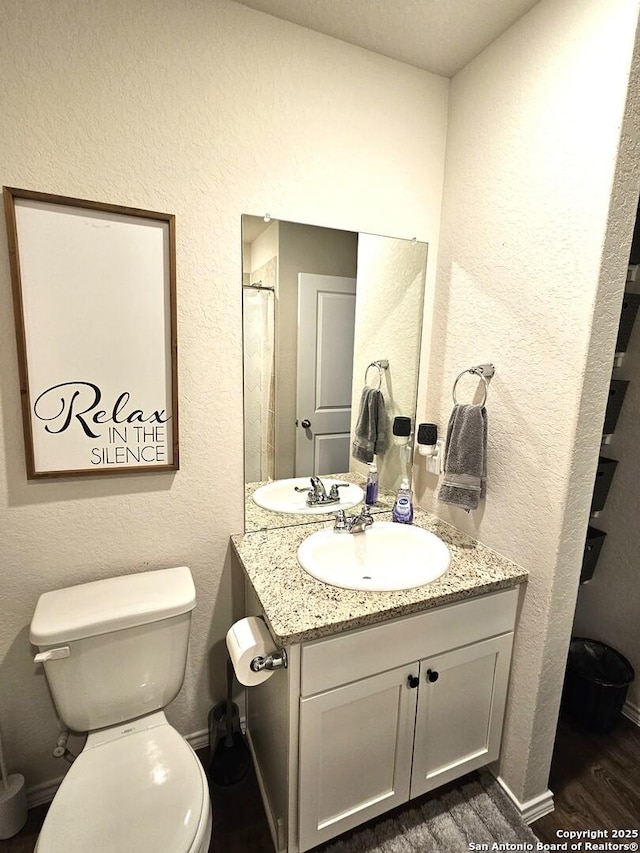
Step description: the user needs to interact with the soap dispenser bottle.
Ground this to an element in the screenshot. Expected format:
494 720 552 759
365 460 378 505
392 478 414 524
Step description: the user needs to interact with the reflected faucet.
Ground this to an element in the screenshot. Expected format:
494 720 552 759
333 505 374 534
294 476 350 507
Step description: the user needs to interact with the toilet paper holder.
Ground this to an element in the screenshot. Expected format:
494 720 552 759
250 648 288 673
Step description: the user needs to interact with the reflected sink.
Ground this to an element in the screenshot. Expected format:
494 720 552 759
297 522 451 591
252 478 364 516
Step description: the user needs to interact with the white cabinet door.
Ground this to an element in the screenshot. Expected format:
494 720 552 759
298 663 418 852
410 633 513 798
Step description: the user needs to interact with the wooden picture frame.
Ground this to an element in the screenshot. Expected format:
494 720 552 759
3 187 179 479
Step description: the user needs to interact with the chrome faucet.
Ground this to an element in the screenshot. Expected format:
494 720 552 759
333 505 374 534
294 476 350 507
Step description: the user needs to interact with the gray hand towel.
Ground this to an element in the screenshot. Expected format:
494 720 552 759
352 387 388 463
438 404 487 512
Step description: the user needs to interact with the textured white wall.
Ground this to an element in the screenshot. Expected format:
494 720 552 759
414 0 640 805
573 276 640 716
0 0 449 793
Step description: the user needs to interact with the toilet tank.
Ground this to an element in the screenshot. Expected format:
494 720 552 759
30 567 196 733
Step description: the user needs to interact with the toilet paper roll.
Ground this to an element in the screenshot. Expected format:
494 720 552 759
226 616 276 687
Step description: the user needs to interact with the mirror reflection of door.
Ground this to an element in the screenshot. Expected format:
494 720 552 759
295 274 356 476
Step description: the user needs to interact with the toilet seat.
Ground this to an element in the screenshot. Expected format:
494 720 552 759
35 722 211 853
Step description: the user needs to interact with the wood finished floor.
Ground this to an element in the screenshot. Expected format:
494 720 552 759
2 717 638 852
532 715 640 842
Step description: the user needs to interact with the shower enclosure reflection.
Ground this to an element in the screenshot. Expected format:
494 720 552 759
242 215 427 532
242 279 275 483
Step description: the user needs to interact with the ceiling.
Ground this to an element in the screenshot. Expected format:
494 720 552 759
231 0 541 77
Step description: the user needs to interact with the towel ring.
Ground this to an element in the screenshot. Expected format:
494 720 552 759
452 364 495 407
364 359 389 389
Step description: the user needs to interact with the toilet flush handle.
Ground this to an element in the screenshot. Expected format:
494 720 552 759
34 646 70 664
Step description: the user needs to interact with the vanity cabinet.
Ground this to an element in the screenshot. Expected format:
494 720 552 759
299 663 417 848
410 633 513 797
244 584 519 853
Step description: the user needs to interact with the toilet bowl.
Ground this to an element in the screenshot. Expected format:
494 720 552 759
34 713 211 853
30 567 212 853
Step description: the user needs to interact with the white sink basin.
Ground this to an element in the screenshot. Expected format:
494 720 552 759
297 522 451 591
252 478 364 516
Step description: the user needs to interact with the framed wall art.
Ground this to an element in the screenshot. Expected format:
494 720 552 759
3 187 179 478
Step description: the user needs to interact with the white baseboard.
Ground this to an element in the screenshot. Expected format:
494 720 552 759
622 699 640 726
26 727 210 809
489 703 638 823
27 776 65 809
495 774 555 824
186 728 210 752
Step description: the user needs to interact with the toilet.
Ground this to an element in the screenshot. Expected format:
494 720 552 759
29 566 212 853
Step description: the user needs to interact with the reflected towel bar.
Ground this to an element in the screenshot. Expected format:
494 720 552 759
364 359 389 388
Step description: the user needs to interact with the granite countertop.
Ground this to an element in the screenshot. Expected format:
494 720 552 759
244 471 395 533
231 509 528 646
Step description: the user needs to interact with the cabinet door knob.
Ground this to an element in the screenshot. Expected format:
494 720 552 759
407 675 419 689
427 669 439 683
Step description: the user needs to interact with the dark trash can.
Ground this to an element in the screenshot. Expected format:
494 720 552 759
562 638 634 733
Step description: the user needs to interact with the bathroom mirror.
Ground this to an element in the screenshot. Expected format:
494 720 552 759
242 215 427 532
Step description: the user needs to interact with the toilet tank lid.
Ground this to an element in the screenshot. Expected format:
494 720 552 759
30 566 196 645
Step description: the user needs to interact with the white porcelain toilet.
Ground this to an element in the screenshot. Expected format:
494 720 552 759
29 566 212 853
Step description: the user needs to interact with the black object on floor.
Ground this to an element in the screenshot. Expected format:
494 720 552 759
208 658 252 789
562 638 635 733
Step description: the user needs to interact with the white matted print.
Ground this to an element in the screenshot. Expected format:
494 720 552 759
3 188 179 478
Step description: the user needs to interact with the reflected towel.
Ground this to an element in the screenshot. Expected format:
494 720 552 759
352 387 388 463
438 404 487 512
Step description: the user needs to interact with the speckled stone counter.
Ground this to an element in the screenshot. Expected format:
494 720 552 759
231 509 527 646
245 471 395 532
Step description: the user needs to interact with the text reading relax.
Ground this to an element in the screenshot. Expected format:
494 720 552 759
33 381 170 439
